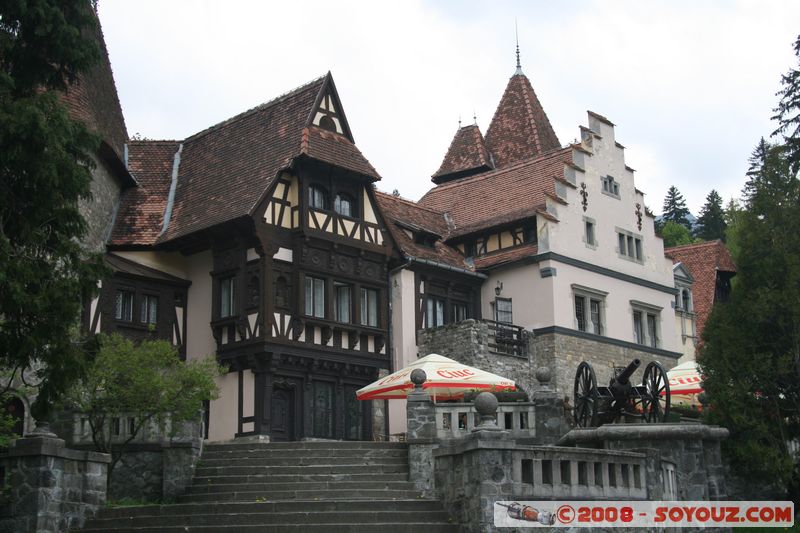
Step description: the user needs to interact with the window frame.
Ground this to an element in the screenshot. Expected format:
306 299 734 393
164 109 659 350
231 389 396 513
601 175 620 198
630 301 662 348
495 297 513 325
333 192 356 218
304 276 326 319
616 228 644 263
360 287 379 327
308 184 328 210
425 296 445 328
572 285 607 336
583 216 597 249
115 289 135 322
334 282 352 323
140 293 159 325
219 276 236 318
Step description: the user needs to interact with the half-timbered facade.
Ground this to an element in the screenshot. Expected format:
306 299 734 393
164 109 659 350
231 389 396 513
103 74 397 442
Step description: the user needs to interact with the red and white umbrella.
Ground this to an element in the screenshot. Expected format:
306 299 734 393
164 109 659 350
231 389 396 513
356 353 516 401
667 360 704 408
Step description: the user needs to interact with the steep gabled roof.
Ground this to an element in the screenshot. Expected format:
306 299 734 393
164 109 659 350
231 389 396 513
665 240 737 337
108 73 379 246
374 192 472 272
109 140 180 246
418 147 572 237
60 15 133 185
484 73 561 168
432 124 493 184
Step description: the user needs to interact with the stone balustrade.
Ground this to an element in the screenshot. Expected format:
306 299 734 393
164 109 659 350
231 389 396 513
434 402 536 440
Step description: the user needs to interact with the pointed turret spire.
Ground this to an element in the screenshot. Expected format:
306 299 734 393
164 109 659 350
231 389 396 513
515 20 523 75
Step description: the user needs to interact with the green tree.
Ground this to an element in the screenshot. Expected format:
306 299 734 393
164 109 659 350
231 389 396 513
773 34 800 175
661 186 692 230
660 220 694 248
701 139 800 496
0 1 105 421
64 334 221 480
723 197 745 262
694 189 727 241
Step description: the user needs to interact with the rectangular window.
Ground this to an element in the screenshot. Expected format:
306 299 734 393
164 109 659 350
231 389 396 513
425 297 445 328
617 230 643 262
647 313 658 348
574 292 604 335
334 282 351 323
633 310 644 344
360 287 379 327
140 294 158 324
495 298 513 324
220 277 235 318
115 290 134 321
452 302 468 323
574 296 586 332
304 277 325 318
585 220 595 246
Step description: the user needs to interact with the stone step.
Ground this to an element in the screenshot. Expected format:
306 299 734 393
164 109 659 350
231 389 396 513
187 480 417 494
202 441 407 452
197 455 408 468
194 464 408 477
177 488 425 503
201 447 407 461
85 509 452 529
192 472 409 485
79 523 460 533
99 499 446 519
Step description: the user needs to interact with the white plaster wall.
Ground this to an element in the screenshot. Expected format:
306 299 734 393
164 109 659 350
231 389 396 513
208 371 238 442
185 250 215 362
550 262 678 352
480 264 554 330
548 116 674 287
388 268 417 433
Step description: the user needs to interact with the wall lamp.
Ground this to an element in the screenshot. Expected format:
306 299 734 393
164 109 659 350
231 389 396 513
495 281 503 297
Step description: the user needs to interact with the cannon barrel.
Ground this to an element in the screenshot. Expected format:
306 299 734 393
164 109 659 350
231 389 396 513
614 358 641 385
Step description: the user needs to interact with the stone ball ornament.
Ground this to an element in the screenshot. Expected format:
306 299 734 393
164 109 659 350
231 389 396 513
474 392 498 416
410 369 427 388
535 366 552 385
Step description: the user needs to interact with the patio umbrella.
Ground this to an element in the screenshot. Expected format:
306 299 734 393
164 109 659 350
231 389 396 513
667 360 704 408
356 353 516 401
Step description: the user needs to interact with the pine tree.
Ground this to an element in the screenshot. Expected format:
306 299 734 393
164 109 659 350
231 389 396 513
661 186 691 230
0 1 106 421
694 189 727 241
773 35 800 175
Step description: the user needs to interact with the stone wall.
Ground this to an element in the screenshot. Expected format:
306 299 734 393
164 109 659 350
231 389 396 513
79 154 123 253
0 434 110 533
532 330 680 397
418 320 536 397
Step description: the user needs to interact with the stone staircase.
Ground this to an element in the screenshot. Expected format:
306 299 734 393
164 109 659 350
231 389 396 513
78 441 459 532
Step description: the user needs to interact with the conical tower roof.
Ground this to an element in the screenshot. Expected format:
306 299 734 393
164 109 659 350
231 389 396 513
484 72 561 168
431 124 494 184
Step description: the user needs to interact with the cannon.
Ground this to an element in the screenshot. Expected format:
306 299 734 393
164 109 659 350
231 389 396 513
573 358 670 427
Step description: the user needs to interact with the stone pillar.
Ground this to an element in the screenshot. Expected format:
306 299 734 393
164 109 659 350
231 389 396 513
406 369 435 495
533 366 569 445
0 432 110 533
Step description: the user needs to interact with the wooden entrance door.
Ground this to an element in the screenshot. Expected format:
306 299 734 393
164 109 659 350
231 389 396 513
269 386 295 441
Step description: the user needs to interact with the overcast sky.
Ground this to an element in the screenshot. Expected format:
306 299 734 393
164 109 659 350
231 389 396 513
98 1 799 215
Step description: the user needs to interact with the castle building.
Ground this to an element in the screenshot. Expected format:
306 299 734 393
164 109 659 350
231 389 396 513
8 17 724 441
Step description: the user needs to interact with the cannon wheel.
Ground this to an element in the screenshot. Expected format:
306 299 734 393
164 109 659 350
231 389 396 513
574 361 599 427
641 361 670 422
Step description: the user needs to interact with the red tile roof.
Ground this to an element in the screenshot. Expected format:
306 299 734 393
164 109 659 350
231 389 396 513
484 73 561 168
109 73 380 245
374 192 473 271
418 147 572 237
60 20 128 164
432 125 493 184
665 240 737 337
473 243 539 270
109 140 180 246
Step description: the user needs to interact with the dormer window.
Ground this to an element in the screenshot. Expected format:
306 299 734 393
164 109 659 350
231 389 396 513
309 185 328 210
334 193 355 217
602 175 620 197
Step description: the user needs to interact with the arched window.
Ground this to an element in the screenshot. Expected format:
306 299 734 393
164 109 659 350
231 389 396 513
334 193 355 217
308 185 328 210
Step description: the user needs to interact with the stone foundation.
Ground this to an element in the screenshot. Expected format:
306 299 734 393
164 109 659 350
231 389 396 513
0 434 110 533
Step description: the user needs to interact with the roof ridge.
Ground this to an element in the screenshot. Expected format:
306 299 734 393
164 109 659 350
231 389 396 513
424 145 569 195
375 190 445 215
183 75 326 144
128 139 182 145
665 239 723 251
